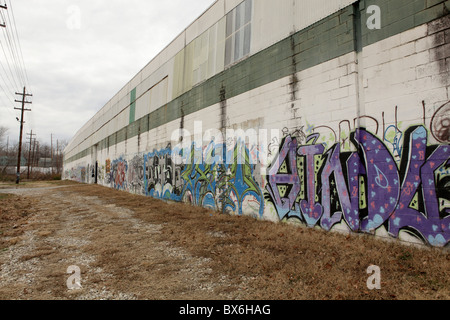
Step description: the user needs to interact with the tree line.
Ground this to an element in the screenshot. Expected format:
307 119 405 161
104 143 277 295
0 126 67 180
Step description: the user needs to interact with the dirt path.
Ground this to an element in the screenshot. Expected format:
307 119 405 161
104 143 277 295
0 181 449 300
0 183 231 300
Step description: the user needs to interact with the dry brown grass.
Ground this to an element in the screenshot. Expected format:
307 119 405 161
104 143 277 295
0 194 35 249
74 184 450 300
0 182 449 300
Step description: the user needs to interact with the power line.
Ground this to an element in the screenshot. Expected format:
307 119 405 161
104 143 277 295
0 11 24 88
0 3 6 28
0 46 19 93
0 43 16 119
0 3 19 94
0 88 16 121
2 3 26 88
6 0 30 91
0 2 31 94
0 35 20 90
0 54 16 100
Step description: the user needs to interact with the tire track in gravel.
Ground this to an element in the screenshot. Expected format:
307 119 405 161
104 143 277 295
0 185 231 300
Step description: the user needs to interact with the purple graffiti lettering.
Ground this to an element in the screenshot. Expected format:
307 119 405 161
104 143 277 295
267 136 301 220
265 124 449 247
389 126 450 247
320 144 364 231
344 152 366 231
353 129 400 232
298 143 324 227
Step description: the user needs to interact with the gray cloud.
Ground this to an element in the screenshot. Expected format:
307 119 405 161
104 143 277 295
0 0 216 145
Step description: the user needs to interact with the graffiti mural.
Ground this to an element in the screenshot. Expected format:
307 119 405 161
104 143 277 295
64 165 87 183
68 103 449 248
128 155 145 195
265 125 450 247
105 159 111 185
98 164 105 184
431 101 450 144
179 143 221 209
111 157 128 190
222 141 264 218
141 140 264 218
179 140 264 218
144 146 184 200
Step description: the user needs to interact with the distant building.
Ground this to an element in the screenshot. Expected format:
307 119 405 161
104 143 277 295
38 158 53 168
0 156 26 167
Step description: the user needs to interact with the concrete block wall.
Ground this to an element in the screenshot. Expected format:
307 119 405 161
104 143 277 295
64 0 450 248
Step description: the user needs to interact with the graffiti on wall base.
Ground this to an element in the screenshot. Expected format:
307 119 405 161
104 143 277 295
265 125 450 247
64 103 449 248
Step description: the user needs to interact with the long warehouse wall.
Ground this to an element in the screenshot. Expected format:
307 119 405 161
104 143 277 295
63 0 450 248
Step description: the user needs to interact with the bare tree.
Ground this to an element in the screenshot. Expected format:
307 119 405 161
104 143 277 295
0 127 8 174
58 139 69 151
55 139 68 174
0 126 7 143
0 126 8 155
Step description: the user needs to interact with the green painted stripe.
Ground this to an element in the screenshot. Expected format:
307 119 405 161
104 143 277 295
360 0 448 46
129 88 136 125
64 0 449 165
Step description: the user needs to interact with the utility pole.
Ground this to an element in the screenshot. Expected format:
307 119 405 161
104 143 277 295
0 3 6 28
31 138 37 177
35 141 39 172
15 87 32 184
56 139 59 174
26 130 36 179
51 133 53 174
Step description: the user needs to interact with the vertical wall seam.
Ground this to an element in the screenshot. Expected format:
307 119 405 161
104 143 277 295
353 1 365 131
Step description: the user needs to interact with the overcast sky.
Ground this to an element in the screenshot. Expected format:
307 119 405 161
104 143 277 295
0 0 216 147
